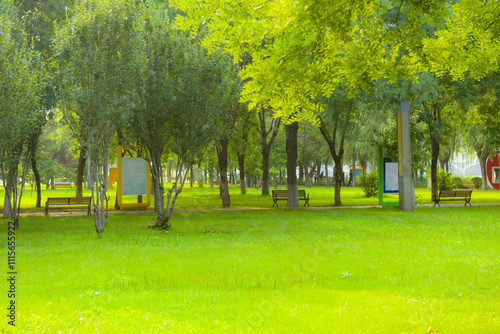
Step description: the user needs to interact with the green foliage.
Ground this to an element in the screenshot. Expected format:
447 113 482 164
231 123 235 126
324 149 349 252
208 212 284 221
452 177 463 189
359 170 379 198
437 169 454 191
471 177 482 190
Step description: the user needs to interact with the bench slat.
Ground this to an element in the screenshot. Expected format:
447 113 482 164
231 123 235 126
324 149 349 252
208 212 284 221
45 197 92 216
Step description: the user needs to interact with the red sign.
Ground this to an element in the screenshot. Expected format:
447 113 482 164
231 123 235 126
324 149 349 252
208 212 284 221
486 154 499 190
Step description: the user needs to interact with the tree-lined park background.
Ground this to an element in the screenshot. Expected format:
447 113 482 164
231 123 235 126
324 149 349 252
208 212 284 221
1 0 499 332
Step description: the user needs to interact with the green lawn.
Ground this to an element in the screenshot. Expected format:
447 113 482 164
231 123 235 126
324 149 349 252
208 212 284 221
2 207 499 333
1 183 499 212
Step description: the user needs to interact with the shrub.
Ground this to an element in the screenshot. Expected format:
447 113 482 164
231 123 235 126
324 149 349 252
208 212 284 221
359 170 379 197
471 176 482 189
453 177 463 189
437 169 454 191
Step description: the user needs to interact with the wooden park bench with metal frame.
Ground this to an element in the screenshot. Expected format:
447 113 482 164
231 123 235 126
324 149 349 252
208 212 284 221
433 190 472 207
45 197 92 216
55 182 73 189
461 181 476 189
272 190 310 207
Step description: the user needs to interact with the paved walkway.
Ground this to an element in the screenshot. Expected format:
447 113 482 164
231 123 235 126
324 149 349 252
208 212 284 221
18 202 500 217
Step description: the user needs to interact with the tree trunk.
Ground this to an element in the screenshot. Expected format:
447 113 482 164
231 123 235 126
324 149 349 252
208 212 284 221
261 145 271 195
3 173 14 218
190 165 194 188
50 177 55 190
258 109 281 196
31 156 42 207
238 154 246 194
298 162 303 182
325 159 329 187
76 148 86 197
167 160 172 183
217 139 230 207
351 149 357 188
285 122 300 208
430 133 440 201
334 158 343 206
151 150 165 219
304 163 311 187
477 147 491 191
316 162 321 184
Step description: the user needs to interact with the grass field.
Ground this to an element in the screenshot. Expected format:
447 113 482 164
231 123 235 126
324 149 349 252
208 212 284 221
1 183 500 212
1 206 499 333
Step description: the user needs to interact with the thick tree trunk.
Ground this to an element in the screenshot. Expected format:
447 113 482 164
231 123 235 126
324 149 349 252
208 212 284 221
477 147 491 191
285 122 300 208
31 156 42 207
76 148 86 197
217 139 230 207
238 154 246 194
430 134 440 201
334 158 343 206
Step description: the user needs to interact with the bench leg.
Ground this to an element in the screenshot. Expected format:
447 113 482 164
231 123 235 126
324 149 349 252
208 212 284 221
272 198 278 207
433 201 440 207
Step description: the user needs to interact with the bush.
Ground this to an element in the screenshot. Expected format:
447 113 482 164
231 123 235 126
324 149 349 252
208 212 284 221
359 170 379 197
437 169 454 191
453 177 463 189
471 177 482 189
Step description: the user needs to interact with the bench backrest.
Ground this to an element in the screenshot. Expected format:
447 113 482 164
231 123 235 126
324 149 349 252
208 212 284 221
47 197 91 205
455 190 472 197
272 190 288 197
439 190 472 198
272 190 307 197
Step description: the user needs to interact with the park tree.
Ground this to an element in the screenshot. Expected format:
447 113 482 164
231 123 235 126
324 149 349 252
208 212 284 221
299 121 324 188
126 4 236 227
1 0 46 228
317 87 358 206
257 106 281 195
54 0 141 236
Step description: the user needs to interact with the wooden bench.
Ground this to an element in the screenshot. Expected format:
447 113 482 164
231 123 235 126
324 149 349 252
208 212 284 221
55 183 72 189
462 181 475 189
272 190 310 207
433 190 472 207
45 197 92 216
